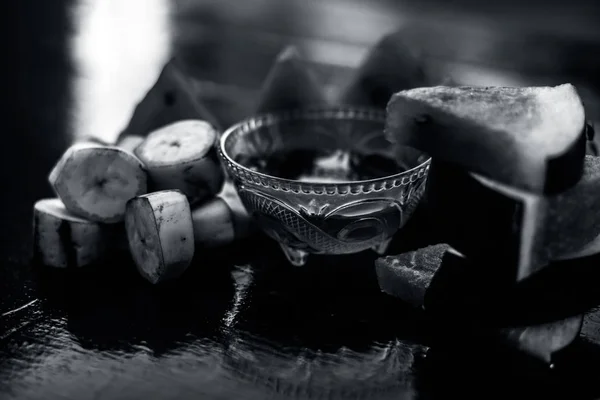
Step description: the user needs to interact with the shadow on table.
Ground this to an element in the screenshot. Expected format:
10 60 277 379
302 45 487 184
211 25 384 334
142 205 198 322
26 221 600 400
211 222 600 399
419 248 600 328
33 238 266 356
219 242 429 399
414 336 600 400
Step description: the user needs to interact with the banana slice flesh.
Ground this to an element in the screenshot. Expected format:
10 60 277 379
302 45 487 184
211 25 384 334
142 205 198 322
135 120 224 205
116 134 145 153
33 198 111 267
191 181 254 248
125 190 194 284
217 180 254 239
49 143 148 223
74 135 110 146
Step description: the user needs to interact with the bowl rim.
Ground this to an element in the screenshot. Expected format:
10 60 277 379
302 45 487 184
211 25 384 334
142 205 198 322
218 105 431 191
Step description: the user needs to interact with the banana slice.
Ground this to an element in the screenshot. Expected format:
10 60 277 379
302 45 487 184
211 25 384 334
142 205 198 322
218 180 254 239
125 190 194 284
74 134 143 153
74 135 110 146
134 120 224 205
33 198 111 267
49 143 148 223
116 134 145 153
191 181 254 248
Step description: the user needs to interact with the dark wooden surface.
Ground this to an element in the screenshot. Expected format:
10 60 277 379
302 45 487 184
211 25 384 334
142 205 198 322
3 1 600 399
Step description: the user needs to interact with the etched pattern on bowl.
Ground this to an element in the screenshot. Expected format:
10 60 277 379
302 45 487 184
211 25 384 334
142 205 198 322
218 106 431 265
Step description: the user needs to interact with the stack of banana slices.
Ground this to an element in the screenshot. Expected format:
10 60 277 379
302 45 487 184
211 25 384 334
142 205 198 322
34 58 245 283
35 119 233 284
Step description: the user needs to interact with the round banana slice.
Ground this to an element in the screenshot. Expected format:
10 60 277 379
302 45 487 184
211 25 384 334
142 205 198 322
33 198 110 267
191 181 254 248
125 190 194 284
116 134 145 153
49 143 148 223
134 120 224 205
74 135 110 146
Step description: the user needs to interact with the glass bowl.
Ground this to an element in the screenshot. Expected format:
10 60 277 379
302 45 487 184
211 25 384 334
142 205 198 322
218 106 431 266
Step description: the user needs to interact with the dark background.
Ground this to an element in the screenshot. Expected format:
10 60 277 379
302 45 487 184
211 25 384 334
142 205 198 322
3 1 600 399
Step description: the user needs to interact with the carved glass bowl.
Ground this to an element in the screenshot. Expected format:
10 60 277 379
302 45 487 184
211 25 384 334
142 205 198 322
218 106 431 266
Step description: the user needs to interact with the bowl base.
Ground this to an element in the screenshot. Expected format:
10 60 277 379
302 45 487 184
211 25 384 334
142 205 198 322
278 237 394 267
279 243 309 267
371 237 393 255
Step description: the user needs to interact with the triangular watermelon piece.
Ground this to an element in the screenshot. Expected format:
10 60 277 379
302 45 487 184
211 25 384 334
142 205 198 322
117 58 220 143
254 46 327 113
339 30 430 109
386 84 587 194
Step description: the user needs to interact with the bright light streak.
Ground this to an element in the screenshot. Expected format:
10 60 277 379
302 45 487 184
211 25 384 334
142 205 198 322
70 0 171 143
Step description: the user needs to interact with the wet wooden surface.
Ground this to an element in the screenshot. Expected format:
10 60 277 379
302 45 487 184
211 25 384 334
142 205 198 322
3 1 600 399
